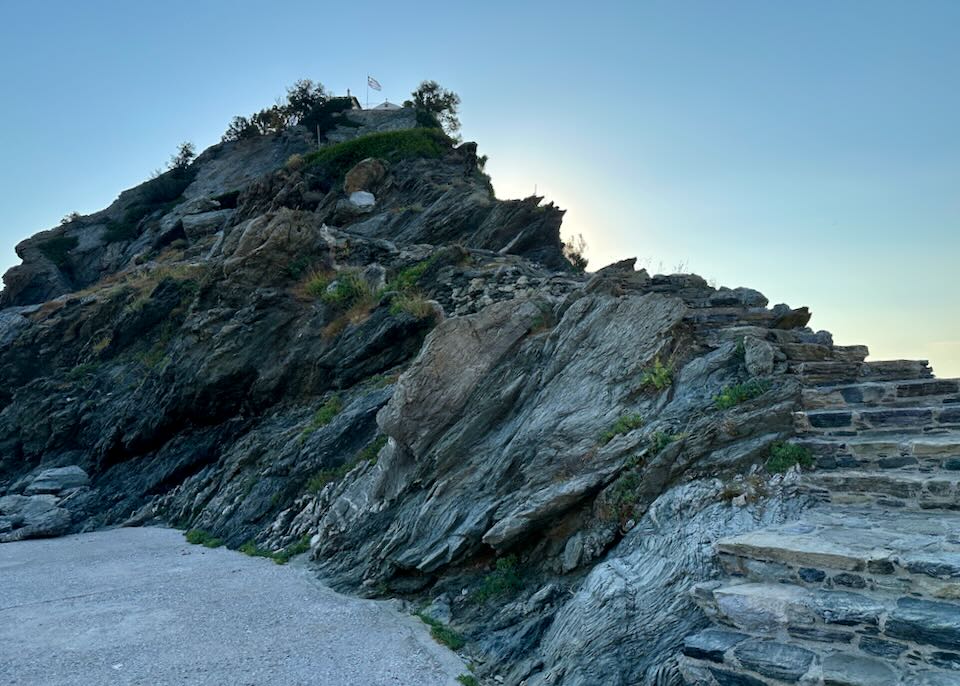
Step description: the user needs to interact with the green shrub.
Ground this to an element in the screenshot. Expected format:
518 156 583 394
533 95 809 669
184 529 224 548
303 128 452 181
734 338 747 362
640 356 674 391
648 431 683 454
472 555 523 604
239 540 275 559
307 395 343 430
305 435 386 493
606 471 643 521
386 257 436 293
38 235 79 266
417 612 466 650
320 271 373 308
766 442 815 474
239 536 311 565
356 434 388 464
600 413 644 445
283 256 310 280
271 534 311 564
301 270 333 298
714 379 772 410
305 463 351 492
389 292 435 319
456 675 480 686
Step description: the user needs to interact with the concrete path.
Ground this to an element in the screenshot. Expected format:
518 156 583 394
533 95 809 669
0 527 466 685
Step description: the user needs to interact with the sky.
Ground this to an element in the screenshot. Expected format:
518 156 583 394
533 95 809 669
1 1 957 376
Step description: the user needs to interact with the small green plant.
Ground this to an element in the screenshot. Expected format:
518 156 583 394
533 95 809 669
648 431 684 454
66 362 100 382
92 335 112 354
285 256 311 280
392 203 424 214
456 676 480 686
417 612 466 650
300 270 332 298
640 356 674 391
305 463 351 492
321 271 376 309
714 379 772 409
605 471 643 522
38 235 79 267
239 535 310 564
386 257 436 293
766 442 815 474
285 153 305 171
472 555 523 604
184 529 224 548
734 338 747 362
389 292 435 319
356 434 388 464
239 540 275 559
271 534 311 564
599 413 645 445
302 395 344 439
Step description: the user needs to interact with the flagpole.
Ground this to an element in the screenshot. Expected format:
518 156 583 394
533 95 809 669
365 75 368 109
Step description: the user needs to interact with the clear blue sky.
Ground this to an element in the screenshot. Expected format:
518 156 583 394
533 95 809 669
1 1 957 375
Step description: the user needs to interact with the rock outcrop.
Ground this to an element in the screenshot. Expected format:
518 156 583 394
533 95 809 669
1 98 956 685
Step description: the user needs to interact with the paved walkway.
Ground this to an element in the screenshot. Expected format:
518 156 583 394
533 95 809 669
0 527 465 685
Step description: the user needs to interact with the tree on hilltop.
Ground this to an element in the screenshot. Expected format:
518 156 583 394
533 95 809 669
405 80 461 138
168 142 196 171
284 79 328 124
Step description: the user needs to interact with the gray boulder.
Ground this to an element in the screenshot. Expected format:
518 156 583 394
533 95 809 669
0 494 72 542
24 466 90 495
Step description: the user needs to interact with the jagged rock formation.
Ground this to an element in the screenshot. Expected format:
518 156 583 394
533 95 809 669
1 98 956 685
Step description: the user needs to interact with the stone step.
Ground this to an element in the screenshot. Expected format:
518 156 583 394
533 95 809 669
801 470 960 510
802 379 960 411
780 342 870 363
790 360 864 385
715 507 960 599
863 360 935 383
797 434 960 472
681 586 960 684
795 406 960 435
790 360 934 386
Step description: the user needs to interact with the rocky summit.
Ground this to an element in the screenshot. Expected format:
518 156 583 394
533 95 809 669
2 99 958 686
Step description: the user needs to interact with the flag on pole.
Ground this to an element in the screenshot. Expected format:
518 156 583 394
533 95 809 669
367 75 382 91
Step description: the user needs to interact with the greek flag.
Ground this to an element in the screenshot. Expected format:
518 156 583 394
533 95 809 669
367 75 381 91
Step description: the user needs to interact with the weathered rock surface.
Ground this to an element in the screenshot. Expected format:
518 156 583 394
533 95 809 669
3 95 954 685
24 465 90 495
0 494 72 542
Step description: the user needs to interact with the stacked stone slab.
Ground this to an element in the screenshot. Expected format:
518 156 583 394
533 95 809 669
679 340 960 685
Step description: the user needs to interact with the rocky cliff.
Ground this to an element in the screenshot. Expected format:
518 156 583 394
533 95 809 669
2 104 957 685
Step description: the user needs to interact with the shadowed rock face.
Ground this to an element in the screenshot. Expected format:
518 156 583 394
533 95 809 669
0 109 833 684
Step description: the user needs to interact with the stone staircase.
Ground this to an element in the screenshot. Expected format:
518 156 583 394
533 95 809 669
679 344 960 685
